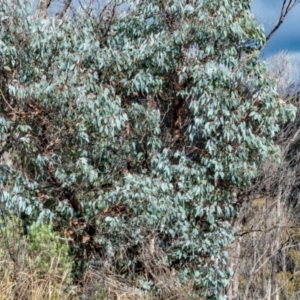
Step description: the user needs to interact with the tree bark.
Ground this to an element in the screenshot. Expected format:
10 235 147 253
57 0 72 19
261 198 268 299
173 97 184 143
35 0 52 18
270 190 282 300
227 236 241 300
232 236 241 299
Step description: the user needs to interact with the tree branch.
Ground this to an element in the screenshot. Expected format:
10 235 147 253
266 0 300 42
57 0 72 19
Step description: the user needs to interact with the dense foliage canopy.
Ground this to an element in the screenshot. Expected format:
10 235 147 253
0 0 295 298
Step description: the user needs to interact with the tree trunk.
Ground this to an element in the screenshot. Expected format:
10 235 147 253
173 97 184 143
36 0 52 18
271 191 282 300
261 197 268 299
270 254 277 300
227 236 241 300
57 0 72 18
232 236 241 299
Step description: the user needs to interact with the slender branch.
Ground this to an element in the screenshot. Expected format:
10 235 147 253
0 88 16 113
266 0 300 42
57 0 72 19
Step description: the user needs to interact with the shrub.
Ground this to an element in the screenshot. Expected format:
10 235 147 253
0 215 74 299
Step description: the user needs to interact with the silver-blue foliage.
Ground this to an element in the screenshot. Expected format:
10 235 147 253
0 0 295 298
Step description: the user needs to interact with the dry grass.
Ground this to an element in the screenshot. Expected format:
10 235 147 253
79 236 200 300
80 268 198 300
0 217 77 300
0 218 201 300
0 259 78 300
0 262 197 300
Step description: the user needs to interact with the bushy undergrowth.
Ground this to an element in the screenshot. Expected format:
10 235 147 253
0 215 75 300
0 215 202 299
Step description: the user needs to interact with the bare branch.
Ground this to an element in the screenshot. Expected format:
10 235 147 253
266 0 300 42
57 0 73 19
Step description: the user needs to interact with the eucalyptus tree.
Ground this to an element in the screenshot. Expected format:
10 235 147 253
0 0 295 298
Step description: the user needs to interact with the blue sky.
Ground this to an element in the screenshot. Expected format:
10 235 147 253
252 0 300 57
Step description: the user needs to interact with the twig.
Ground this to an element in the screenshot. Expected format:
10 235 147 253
0 88 16 113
